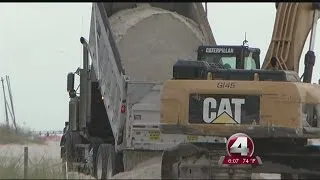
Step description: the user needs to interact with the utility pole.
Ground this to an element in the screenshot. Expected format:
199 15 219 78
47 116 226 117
205 3 208 17
5 76 17 131
1 77 9 127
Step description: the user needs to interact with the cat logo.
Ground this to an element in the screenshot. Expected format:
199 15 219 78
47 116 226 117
202 97 245 124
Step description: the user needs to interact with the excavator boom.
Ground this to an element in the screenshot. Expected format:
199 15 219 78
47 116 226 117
262 3 319 75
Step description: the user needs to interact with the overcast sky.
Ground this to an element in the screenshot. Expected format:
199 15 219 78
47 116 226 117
0 3 319 131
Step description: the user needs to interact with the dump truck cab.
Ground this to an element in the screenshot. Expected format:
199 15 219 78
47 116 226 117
197 45 261 70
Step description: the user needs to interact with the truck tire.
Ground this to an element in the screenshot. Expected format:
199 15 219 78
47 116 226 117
115 151 124 173
62 132 74 171
95 144 116 179
61 160 68 179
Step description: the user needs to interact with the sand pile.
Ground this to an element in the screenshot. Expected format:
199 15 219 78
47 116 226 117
112 156 161 179
109 3 205 82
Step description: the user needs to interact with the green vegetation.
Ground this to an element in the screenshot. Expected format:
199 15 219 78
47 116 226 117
0 124 93 179
0 154 65 179
0 152 92 179
0 124 63 178
0 124 44 144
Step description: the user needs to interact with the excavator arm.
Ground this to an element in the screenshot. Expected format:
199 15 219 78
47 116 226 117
263 3 320 83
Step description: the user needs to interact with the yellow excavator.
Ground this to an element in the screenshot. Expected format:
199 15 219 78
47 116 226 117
160 3 320 179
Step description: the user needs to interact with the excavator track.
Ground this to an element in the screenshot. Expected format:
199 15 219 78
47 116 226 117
160 142 320 179
161 143 252 179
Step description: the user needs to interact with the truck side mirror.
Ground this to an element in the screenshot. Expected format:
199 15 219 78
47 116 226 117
67 72 75 92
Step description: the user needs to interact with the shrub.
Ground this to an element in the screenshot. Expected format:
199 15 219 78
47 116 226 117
0 124 44 145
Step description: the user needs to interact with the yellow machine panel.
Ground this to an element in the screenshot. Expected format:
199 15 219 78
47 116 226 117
160 79 320 137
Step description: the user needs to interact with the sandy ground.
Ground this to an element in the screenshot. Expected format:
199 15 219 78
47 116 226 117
1 138 319 179
112 155 281 180
112 156 161 179
0 140 160 179
0 139 159 179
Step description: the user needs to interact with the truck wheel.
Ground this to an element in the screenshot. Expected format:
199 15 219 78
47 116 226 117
95 144 116 179
62 132 74 171
61 160 68 179
115 152 124 173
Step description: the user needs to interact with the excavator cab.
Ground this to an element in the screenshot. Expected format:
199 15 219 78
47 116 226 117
197 45 260 70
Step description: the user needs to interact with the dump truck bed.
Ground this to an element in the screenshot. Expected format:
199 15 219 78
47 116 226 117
86 3 222 150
